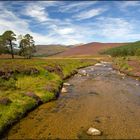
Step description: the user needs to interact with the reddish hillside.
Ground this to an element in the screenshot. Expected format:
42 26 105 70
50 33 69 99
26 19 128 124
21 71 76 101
56 42 127 56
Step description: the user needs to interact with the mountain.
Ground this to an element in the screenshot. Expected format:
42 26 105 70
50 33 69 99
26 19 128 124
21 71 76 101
55 42 128 57
34 45 69 57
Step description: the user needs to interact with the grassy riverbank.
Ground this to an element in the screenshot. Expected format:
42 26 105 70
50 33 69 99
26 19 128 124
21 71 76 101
112 56 140 78
101 41 140 78
0 58 97 135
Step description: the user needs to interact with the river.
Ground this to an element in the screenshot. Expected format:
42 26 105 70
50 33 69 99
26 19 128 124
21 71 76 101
4 62 140 139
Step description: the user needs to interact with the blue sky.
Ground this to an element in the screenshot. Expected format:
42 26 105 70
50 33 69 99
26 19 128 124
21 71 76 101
0 1 140 45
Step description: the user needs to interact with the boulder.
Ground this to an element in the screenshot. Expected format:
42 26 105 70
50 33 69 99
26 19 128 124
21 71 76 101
95 63 102 66
79 70 87 76
86 127 101 136
61 87 67 93
81 70 86 73
63 83 71 86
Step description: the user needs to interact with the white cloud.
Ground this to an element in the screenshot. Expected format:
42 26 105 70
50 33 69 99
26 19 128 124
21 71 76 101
0 5 85 45
54 27 75 35
119 1 140 8
73 8 106 20
59 1 97 13
0 10 30 35
24 4 48 22
91 17 140 42
1 1 140 45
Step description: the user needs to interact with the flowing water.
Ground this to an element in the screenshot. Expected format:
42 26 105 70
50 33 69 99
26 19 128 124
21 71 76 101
4 62 140 139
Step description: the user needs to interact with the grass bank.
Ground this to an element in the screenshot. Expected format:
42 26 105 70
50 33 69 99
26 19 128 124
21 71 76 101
0 58 97 135
112 56 140 78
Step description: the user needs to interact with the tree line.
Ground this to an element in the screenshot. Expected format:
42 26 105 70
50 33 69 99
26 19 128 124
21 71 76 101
102 41 140 57
0 30 36 59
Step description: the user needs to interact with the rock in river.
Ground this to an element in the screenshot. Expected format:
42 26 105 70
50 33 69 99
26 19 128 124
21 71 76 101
63 82 71 86
86 127 101 136
79 70 87 76
61 87 67 93
95 63 102 66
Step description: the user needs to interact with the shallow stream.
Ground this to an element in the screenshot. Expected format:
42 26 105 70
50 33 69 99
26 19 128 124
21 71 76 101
5 62 140 139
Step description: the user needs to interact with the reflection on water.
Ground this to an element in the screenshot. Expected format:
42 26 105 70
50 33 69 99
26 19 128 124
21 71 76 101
5 62 140 139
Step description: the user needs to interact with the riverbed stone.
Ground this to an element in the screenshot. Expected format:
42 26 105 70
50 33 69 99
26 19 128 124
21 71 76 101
86 127 101 136
61 87 67 93
63 82 71 86
95 63 102 66
78 71 87 76
108 68 112 70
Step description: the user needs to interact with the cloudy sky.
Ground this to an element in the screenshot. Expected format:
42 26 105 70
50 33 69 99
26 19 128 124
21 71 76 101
0 1 140 45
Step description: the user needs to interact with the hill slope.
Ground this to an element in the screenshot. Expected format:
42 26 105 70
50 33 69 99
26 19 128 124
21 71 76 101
102 41 140 57
55 42 127 57
35 45 69 57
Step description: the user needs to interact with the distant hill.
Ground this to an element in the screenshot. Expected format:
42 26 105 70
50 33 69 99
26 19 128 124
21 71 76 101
35 45 69 57
55 42 127 57
102 41 140 57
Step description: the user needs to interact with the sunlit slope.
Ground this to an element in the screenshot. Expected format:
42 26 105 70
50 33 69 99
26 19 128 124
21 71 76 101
35 45 69 57
55 42 127 57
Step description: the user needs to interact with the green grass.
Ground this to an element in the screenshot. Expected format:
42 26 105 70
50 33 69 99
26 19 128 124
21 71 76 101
113 57 133 71
102 41 140 57
0 58 97 134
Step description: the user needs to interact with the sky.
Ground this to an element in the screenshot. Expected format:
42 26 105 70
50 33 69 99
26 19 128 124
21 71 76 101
0 1 140 45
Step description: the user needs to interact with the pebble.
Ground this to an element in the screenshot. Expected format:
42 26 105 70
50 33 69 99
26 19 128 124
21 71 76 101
86 127 101 136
